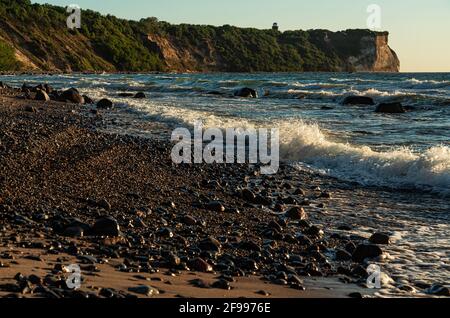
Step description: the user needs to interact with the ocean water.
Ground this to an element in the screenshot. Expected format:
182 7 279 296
3 72 450 292
6 72 450 196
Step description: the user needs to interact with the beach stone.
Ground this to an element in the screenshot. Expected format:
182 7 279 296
97 198 111 210
369 233 391 245
206 201 225 212
239 241 262 252
336 249 352 261
82 95 94 104
342 95 375 105
128 285 159 297
375 102 405 113
211 279 231 290
182 215 197 226
189 279 210 289
166 253 181 267
91 216 120 237
96 98 113 109
428 284 450 296
63 226 84 238
198 237 222 252
134 92 146 99
268 220 283 232
24 105 36 113
256 290 270 296
189 258 213 272
345 242 357 254
157 227 174 238
60 88 84 104
35 89 50 101
241 189 256 202
285 206 307 220
352 244 383 263
296 234 313 246
305 225 324 238
234 87 257 98
28 275 42 285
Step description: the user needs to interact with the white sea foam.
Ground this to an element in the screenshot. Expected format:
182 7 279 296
405 78 450 89
82 87 450 196
279 120 450 195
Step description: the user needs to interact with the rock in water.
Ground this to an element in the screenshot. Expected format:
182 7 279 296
35 90 50 101
82 95 94 104
96 99 114 109
369 233 391 245
352 244 383 262
234 87 258 98
342 96 375 105
60 88 85 104
134 92 146 99
375 102 406 113
285 207 308 220
91 216 120 237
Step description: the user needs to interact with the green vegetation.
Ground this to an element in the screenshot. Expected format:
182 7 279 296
0 0 387 72
0 39 19 71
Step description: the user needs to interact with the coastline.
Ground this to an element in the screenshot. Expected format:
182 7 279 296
0 85 447 299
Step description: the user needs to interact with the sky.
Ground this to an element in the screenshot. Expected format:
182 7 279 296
33 0 450 72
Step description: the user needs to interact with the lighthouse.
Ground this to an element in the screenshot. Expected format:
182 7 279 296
272 23 279 31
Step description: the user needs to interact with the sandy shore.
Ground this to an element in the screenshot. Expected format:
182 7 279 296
1 85 445 299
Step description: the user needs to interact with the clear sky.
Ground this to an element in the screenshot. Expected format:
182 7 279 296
33 0 450 72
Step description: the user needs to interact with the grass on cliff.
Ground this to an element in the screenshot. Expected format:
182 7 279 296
0 40 20 71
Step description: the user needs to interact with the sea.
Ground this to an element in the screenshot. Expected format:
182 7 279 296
3 72 449 294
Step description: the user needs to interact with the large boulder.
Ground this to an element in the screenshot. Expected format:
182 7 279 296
352 244 383 263
375 102 406 113
285 206 308 220
97 98 114 109
342 96 375 105
369 233 391 245
134 92 146 99
90 216 120 237
234 87 258 98
35 89 50 101
60 88 84 104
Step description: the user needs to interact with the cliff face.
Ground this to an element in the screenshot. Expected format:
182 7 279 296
346 33 400 72
0 1 400 73
146 30 400 73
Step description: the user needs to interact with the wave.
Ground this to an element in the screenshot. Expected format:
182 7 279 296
81 87 450 196
279 120 450 196
404 78 450 89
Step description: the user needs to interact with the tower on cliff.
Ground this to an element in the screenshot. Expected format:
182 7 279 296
272 23 279 31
